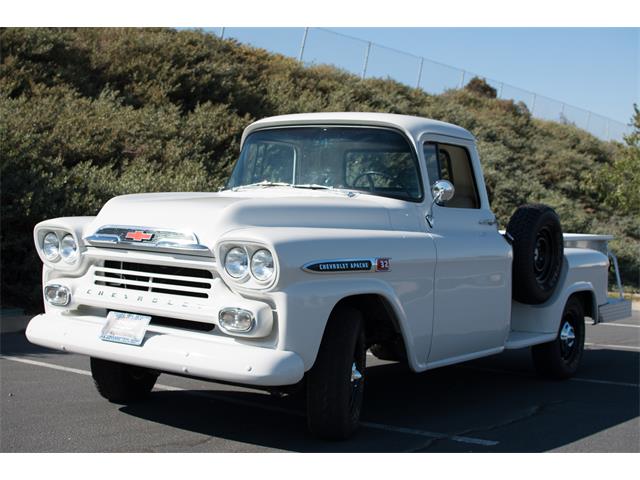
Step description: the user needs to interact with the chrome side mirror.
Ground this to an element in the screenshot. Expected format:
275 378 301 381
426 179 455 228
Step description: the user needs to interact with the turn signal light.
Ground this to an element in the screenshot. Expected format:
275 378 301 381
218 308 255 333
44 285 71 306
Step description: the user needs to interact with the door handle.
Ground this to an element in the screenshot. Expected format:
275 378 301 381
479 217 498 226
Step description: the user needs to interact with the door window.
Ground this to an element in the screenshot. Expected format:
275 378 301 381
424 142 480 209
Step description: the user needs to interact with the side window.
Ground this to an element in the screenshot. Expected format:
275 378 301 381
423 142 480 209
423 143 439 186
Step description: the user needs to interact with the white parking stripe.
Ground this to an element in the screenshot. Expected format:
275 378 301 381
591 322 640 329
570 377 639 388
0 355 499 447
459 365 639 388
1 356 93 376
358 421 498 446
585 343 640 352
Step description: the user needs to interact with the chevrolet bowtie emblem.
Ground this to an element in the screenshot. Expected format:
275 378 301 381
125 230 154 242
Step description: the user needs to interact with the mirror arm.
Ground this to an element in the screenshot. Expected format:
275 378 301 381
425 193 442 228
425 179 454 229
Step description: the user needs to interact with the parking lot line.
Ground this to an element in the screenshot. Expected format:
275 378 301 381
585 343 640 352
594 323 640 329
0 354 500 447
459 364 639 389
570 377 639 388
358 421 499 446
1 356 93 376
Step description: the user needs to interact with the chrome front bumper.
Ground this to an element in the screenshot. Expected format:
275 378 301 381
26 312 304 387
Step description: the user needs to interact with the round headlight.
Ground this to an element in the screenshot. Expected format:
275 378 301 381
224 247 249 278
60 234 78 264
43 232 60 261
251 249 274 281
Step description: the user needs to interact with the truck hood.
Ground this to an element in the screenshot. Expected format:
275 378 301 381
87 189 413 247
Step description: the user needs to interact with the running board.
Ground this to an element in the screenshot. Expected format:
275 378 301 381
505 331 556 349
598 298 632 324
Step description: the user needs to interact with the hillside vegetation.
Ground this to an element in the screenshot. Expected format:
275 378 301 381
1 27 638 310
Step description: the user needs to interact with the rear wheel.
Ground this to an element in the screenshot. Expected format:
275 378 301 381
90 357 159 404
306 307 365 440
531 296 585 379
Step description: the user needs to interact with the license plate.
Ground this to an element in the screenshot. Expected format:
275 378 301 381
100 311 151 346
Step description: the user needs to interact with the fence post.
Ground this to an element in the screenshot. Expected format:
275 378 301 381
298 27 309 63
498 82 504 98
560 102 565 121
361 41 372 79
219 27 225 39
531 93 537 115
416 57 424 89
586 111 591 130
459 70 466 89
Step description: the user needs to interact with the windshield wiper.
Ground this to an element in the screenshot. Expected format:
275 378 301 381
291 183 334 190
228 182 348 194
230 181 292 191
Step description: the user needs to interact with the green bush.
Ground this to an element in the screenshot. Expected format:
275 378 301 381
1 27 638 310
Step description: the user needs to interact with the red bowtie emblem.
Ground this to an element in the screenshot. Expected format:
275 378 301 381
125 231 154 242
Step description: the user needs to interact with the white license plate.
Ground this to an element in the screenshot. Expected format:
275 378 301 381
100 311 151 346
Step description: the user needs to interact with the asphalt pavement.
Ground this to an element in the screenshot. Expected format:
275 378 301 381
1 309 638 452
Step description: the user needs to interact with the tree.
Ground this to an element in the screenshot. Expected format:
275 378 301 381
597 104 640 215
464 76 497 99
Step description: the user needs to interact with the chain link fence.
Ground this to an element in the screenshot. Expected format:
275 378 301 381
212 27 632 143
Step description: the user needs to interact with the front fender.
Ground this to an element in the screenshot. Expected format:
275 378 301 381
215 226 437 372
270 277 431 372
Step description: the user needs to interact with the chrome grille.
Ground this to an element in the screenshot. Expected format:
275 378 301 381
94 261 214 299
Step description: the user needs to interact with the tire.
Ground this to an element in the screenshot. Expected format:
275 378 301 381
507 204 564 304
531 296 585 379
90 357 159 404
306 307 366 440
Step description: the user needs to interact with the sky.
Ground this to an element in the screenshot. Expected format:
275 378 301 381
211 27 638 131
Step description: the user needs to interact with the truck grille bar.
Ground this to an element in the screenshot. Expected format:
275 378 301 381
94 261 214 299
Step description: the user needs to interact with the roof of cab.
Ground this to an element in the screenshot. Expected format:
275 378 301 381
241 112 475 146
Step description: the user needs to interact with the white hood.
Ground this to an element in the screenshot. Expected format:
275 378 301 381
87 189 414 247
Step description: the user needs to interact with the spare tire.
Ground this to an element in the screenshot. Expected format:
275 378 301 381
506 204 563 305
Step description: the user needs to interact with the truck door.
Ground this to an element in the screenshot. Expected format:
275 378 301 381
422 138 512 366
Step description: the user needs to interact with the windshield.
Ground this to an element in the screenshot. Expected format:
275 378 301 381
226 127 423 201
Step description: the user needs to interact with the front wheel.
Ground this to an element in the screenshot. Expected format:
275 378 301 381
306 307 366 440
90 357 159 404
531 296 585 379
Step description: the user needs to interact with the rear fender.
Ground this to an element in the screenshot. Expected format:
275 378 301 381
511 249 607 333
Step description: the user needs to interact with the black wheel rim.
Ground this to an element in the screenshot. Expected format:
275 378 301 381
533 226 555 287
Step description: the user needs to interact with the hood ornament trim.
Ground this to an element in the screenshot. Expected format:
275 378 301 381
85 225 213 257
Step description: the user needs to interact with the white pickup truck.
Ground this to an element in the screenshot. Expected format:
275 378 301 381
27 112 632 439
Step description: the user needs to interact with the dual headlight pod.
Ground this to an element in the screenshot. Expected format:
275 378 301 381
41 231 79 264
223 245 275 284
